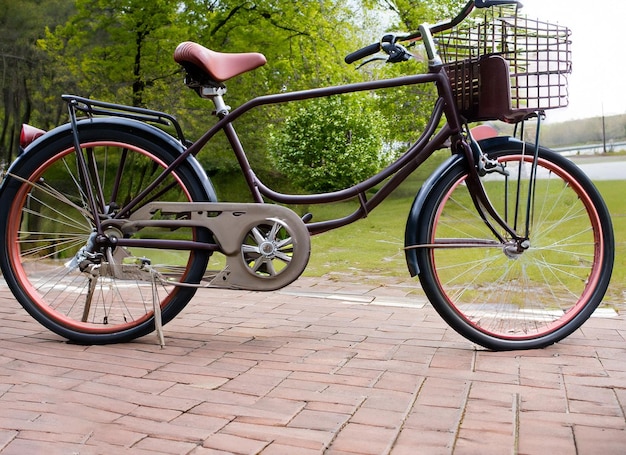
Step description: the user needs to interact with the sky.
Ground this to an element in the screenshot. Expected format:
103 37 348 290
519 0 626 123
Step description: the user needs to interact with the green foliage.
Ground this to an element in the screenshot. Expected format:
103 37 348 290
372 0 466 31
38 0 186 108
175 0 369 175
367 61 438 145
269 94 387 192
0 0 74 162
2 0 459 178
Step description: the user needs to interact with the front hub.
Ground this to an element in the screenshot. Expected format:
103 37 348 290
503 239 530 259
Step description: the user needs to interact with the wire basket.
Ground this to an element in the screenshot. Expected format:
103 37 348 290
436 5 572 123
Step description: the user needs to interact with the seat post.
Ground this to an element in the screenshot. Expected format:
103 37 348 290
197 85 230 117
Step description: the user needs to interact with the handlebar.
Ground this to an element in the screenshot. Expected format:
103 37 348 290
344 0 521 65
345 43 381 65
344 34 412 65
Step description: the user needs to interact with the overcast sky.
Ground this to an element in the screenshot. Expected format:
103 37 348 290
519 0 626 123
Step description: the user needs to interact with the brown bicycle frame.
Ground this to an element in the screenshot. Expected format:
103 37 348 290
69 65 521 251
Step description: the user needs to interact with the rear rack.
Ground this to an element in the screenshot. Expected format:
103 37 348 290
62 95 187 143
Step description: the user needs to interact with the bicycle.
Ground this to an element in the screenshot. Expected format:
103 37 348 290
0 0 614 350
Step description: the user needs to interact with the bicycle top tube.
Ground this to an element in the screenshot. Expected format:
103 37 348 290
150 13 486 235
110 50 465 222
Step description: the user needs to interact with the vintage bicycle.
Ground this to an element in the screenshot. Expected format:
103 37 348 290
0 0 614 350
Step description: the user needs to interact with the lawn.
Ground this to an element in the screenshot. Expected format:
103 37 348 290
304 177 626 307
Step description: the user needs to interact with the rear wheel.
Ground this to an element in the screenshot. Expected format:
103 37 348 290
415 144 614 350
0 124 214 344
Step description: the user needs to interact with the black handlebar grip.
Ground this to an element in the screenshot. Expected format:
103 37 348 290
345 42 381 64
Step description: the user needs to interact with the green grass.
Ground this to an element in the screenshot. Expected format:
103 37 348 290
129 152 626 306
595 180 626 302
300 151 450 282
303 178 626 304
304 197 413 279
126 152 626 306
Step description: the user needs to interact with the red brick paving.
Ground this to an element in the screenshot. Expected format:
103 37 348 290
0 276 625 454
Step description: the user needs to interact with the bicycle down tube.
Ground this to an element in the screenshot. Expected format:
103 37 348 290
102 72 456 222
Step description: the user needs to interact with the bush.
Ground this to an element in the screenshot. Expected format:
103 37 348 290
269 94 388 193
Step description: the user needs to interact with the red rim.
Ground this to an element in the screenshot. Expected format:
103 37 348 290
429 155 605 340
7 141 196 334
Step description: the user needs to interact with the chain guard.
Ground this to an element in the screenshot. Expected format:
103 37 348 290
123 202 311 291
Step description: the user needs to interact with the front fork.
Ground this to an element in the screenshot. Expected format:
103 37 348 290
461 118 543 251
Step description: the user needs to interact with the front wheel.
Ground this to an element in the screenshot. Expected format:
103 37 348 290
415 143 614 350
0 122 215 344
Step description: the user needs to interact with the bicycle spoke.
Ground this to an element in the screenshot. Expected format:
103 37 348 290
2 134 212 343
416 147 612 349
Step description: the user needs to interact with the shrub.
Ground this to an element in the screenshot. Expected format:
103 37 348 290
269 94 388 193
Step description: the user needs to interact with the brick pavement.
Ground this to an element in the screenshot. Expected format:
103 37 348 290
0 276 625 454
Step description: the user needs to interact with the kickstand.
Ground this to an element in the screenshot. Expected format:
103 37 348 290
150 268 166 348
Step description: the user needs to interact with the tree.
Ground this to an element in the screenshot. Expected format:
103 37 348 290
269 94 387 192
355 0 467 146
175 0 370 177
0 0 74 163
372 0 465 31
37 0 369 178
39 0 186 108
20 0 454 191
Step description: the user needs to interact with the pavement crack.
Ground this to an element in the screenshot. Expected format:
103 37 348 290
322 395 367 454
512 392 521 455
451 381 472 454
383 376 426 455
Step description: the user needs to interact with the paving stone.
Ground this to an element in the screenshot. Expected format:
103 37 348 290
87 424 147 447
349 406 405 428
221 421 332 450
453 428 515 455
0 431 16 452
287 409 350 432
1 438 93 455
259 442 321 455
327 423 398 454
113 415 212 443
574 424 626 454
132 436 201 454
0 278 625 454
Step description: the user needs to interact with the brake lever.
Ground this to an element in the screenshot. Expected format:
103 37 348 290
356 56 389 69
380 34 413 64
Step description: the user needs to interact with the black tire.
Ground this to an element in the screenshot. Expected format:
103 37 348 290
0 122 215 344
415 143 614 350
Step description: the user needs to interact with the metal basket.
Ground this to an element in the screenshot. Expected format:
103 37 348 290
436 5 572 123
